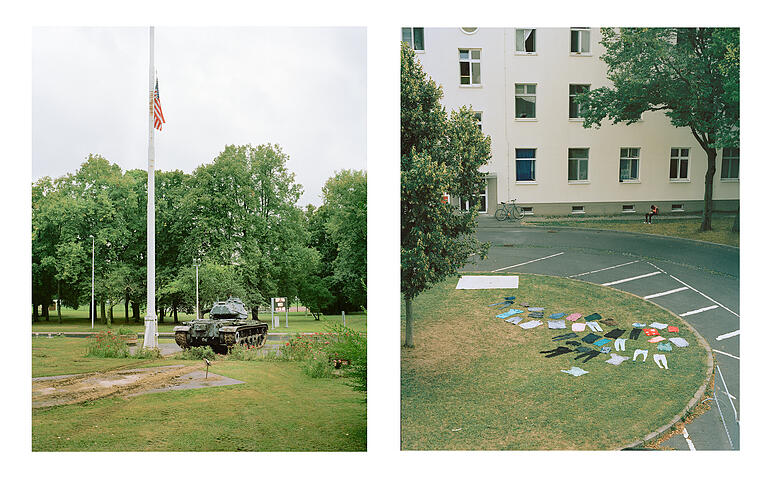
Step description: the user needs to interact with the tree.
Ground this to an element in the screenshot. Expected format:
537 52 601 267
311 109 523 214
575 28 739 231
400 43 491 348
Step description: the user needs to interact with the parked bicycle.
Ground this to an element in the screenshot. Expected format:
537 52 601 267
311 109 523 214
494 199 524 221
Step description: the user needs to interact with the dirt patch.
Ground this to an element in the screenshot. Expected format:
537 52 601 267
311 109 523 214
32 364 202 408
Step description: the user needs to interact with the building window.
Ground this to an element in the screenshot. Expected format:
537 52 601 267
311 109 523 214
458 181 488 213
568 148 589 181
472 111 482 132
459 49 481 86
669 148 690 180
520 207 534 215
569 84 590 119
516 148 536 181
671 203 684 212
402 27 425 51
619 148 640 182
721 148 739 179
570 27 591 54
515 84 536 118
461 27 478 35
515 29 536 53
622 204 636 213
572 206 585 214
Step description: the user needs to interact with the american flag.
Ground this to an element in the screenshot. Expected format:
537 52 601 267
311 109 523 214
153 79 165 131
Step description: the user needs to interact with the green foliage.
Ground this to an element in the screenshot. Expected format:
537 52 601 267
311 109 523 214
174 346 217 361
323 323 367 394
85 331 130 358
131 347 162 360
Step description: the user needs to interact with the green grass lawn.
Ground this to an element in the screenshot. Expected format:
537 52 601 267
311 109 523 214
32 308 366 334
401 274 709 450
32 338 366 451
525 215 738 247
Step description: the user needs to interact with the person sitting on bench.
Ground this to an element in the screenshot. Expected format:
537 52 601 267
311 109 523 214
645 204 659 224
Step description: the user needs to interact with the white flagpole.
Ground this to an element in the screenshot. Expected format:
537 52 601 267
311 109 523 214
143 26 158 349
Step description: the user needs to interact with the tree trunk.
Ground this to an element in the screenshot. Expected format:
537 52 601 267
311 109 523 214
159 307 165 324
125 290 130 323
108 302 113 326
699 148 717 231
43 301 50 321
100 299 106 325
173 303 178 323
57 280 62 323
732 207 740 233
33 303 39 322
252 308 258 320
254 306 260 321
132 302 140 322
404 296 414 348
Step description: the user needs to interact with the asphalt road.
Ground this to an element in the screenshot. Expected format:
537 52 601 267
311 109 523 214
464 222 740 450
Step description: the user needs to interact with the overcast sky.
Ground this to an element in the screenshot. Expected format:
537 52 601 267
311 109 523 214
32 26 366 207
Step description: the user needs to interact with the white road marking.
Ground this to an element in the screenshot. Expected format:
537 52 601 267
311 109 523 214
643 286 689 300
568 260 639 278
602 271 661 286
646 262 740 318
712 349 740 360
679 305 719 317
492 252 565 272
716 365 739 423
716 329 740 341
682 427 696 451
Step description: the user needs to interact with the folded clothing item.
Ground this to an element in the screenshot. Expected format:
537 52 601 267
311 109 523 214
669 337 689 348
629 328 642 340
552 332 578 341
603 329 626 339
657 342 673 351
565 340 582 346
548 319 566 329
574 346 592 353
572 322 587 332
605 353 630 366
549 312 566 319
528 307 545 312
561 366 589 377
488 302 512 308
504 296 516 301
667 326 679 333
566 313 582 322
649 322 668 330
643 328 660 336
632 322 646 328
528 312 545 319
601 318 617 326
574 349 601 362
581 333 600 344
505 316 523 325
593 338 611 347
600 346 612 354
540 346 573 358
584 313 602 322
520 301 530 307
647 336 666 343
586 321 603 332
519 320 542 329
496 308 524 319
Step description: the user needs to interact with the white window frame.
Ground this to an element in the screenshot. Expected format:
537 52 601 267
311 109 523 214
622 204 636 213
515 148 537 183
458 180 488 213
459 49 482 86
514 83 537 120
568 84 590 120
570 27 591 55
669 147 690 181
571 205 585 214
471 111 483 132
515 28 536 54
721 148 740 180
619 147 640 183
568 148 590 182
402 27 425 52
671 203 685 212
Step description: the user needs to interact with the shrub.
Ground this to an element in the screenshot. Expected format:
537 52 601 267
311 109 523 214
174 346 217 361
302 350 334 378
85 331 130 358
116 326 135 336
225 343 263 361
131 347 162 359
324 323 367 394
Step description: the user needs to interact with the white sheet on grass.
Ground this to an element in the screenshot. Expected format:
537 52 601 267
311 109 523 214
456 275 519 290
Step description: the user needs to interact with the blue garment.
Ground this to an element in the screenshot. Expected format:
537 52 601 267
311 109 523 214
657 342 673 352
528 307 545 312
593 338 611 347
632 322 646 328
496 308 524 319
549 312 566 319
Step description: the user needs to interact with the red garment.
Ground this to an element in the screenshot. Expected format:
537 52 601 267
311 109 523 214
668 326 679 333
643 328 660 336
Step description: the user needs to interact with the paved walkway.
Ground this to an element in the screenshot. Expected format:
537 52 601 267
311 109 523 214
464 225 739 450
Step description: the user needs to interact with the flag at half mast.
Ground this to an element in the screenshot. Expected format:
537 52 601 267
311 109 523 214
153 79 165 130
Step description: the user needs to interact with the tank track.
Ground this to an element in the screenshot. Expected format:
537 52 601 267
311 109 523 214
175 331 189 349
223 326 268 349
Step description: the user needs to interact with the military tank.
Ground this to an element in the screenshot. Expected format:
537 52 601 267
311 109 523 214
174 297 268 353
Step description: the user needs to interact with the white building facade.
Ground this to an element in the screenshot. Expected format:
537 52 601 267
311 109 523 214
403 27 740 216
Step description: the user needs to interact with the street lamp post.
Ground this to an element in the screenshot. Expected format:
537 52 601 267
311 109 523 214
90 235 94 329
193 258 200 319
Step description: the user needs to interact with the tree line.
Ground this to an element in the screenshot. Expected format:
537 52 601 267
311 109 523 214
32 143 367 324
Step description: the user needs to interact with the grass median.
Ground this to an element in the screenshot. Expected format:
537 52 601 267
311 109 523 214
401 273 709 450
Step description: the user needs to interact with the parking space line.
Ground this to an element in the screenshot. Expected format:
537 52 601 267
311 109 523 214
646 262 739 318
682 427 696 451
679 305 719 317
716 329 740 341
491 252 564 272
643 286 689 300
568 260 639 278
713 349 740 360
602 271 661 286
716 365 739 423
